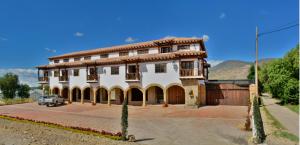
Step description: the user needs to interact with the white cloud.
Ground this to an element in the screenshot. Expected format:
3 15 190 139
125 37 137 43
0 37 7 41
74 32 84 37
162 35 177 39
202 35 209 42
45 48 56 53
208 60 223 67
219 12 226 19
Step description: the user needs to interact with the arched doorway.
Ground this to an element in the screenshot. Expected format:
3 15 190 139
83 87 91 102
146 86 164 104
96 88 108 103
62 87 69 100
52 87 60 95
167 85 185 104
110 87 124 105
128 88 143 106
72 88 81 102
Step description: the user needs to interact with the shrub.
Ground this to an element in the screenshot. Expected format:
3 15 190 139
253 96 265 143
17 84 31 98
121 96 128 141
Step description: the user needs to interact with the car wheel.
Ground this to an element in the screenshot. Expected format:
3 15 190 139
46 104 49 107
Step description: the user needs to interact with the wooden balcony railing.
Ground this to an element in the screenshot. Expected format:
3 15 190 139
38 77 49 82
180 69 194 76
59 75 69 82
87 74 98 82
126 73 140 80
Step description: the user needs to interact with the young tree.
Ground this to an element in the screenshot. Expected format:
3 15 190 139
17 84 31 98
0 73 19 99
121 96 128 141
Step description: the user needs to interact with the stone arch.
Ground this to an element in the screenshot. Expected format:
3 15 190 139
166 84 185 104
96 87 108 103
71 87 81 102
52 87 60 95
126 85 144 106
109 85 125 105
83 87 92 102
61 87 69 99
145 84 165 104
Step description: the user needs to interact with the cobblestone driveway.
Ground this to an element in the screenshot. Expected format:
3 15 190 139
0 103 251 145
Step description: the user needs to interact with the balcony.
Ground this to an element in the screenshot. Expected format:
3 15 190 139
59 76 69 83
38 77 49 84
179 69 204 79
87 74 98 83
126 73 140 82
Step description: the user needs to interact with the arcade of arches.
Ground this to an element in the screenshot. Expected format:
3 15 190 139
50 84 201 106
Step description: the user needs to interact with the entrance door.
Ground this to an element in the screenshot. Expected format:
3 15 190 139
168 86 185 104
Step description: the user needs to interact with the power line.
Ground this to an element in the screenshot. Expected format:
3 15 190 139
259 23 299 36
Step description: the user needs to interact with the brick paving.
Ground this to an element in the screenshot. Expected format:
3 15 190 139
0 103 251 145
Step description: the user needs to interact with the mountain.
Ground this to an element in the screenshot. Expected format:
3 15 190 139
208 58 276 80
0 68 38 87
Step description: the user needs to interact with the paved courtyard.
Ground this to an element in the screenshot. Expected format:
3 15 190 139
0 103 251 145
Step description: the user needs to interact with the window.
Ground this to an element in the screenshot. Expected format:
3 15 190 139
73 69 79 76
119 51 129 56
111 66 119 75
181 61 194 69
63 59 69 62
155 64 166 73
128 65 136 73
89 68 97 75
54 70 59 77
84 56 91 60
160 47 172 53
137 49 149 54
178 45 190 50
54 60 59 63
100 54 109 58
74 57 81 61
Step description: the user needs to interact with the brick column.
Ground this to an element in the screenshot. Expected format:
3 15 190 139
81 89 84 104
93 88 97 105
108 91 111 106
142 90 146 107
163 89 168 104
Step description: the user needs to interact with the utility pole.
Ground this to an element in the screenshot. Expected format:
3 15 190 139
255 27 259 96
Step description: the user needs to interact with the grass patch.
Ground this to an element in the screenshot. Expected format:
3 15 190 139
0 98 34 106
0 115 122 140
284 104 299 114
274 130 299 142
262 106 285 130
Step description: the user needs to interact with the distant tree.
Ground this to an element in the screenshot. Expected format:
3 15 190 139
0 73 19 99
247 64 263 94
17 84 31 98
121 96 128 141
259 45 299 104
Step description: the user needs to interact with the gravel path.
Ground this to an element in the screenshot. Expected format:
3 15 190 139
262 96 299 137
0 118 139 145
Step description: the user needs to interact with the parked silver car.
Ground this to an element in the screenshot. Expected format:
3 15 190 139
44 95 65 107
38 96 48 105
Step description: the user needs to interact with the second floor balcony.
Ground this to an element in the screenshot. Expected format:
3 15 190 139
38 77 49 84
59 75 69 83
87 74 98 83
126 73 140 81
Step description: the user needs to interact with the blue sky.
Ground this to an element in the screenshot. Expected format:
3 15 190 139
0 0 298 68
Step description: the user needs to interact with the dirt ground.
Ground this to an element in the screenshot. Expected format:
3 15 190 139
0 118 138 145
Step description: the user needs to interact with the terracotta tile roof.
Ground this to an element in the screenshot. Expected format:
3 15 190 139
48 37 205 60
37 50 205 69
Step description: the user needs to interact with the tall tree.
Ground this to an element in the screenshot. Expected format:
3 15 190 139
17 84 31 98
0 73 19 99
